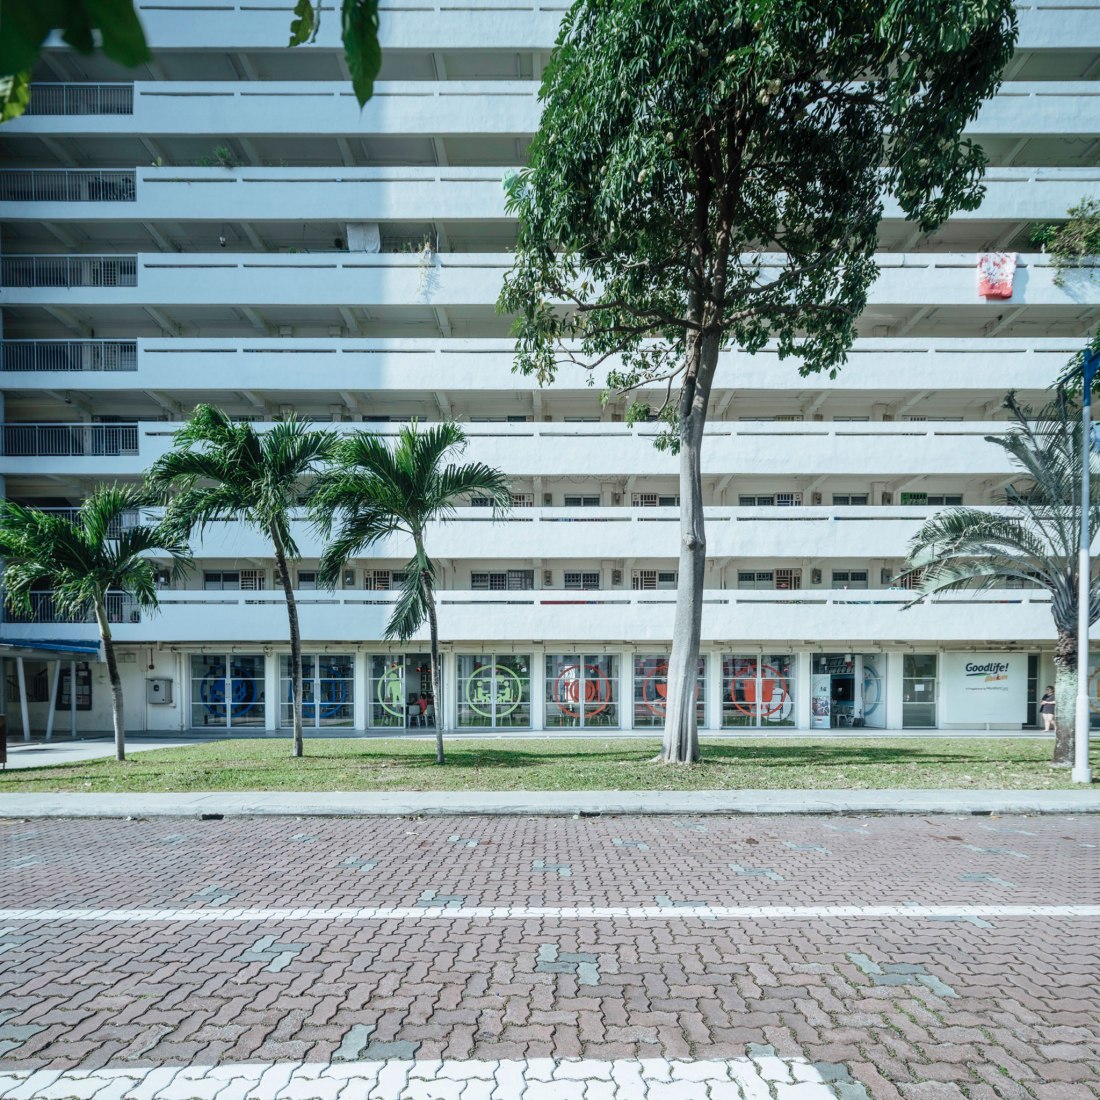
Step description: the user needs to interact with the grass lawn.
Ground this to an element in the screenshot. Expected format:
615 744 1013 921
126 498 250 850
2 736 1095 793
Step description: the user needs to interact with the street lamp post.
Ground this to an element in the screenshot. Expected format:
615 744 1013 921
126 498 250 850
1072 347 1100 784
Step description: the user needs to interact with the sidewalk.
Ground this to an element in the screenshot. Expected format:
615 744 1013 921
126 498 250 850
2 736 212 770
1 787 1097 818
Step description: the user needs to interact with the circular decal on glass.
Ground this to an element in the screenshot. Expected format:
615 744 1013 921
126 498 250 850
861 661 883 719
552 664 613 719
466 664 523 718
728 663 792 720
640 663 699 717
377 663 405 718
200 671 259 717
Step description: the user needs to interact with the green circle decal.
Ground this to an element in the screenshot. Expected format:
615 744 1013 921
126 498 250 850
465 664 523 718
377 663 405 717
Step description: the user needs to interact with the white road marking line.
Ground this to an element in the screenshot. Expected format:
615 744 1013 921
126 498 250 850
0 904 1097 923
0 1056 849 1099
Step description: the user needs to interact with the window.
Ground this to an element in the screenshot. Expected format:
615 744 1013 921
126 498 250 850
297 571 317 590
545 654 620 729
364 570 407 590
775 568 802 590
739 495 775 507
722 655 795 728
632 570 678 590
203 571 240 590
833 416 870 422
563 495 601 507
776 493 802 507
190 654 265 728
472 570 534 590
634 655 706 728
564 571 600 590
903 654 937 727
832 570 868 589
279 654 353 728
632 493 680 507
904 415 962 422
511 493 534 507
833 494 869 506
457 654 531 728
239 569 265 591
901 492 963 506
738 570 775 589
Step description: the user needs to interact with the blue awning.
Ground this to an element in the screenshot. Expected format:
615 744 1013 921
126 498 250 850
0 638 101 657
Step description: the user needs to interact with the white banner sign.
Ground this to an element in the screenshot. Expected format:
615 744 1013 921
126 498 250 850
942 652 1026 725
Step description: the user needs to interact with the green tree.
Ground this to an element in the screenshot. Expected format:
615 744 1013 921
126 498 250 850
1032 197 1100 289
901 394 1099 767
0 485 191 761
146 406 336 757
2 0 379 122
311 422 510 764
499 0 1017 763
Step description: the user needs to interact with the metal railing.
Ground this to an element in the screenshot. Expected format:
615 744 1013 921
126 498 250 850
0 169 136 202
26 84 134 115
38 507 144 538
3 591 136 625
1 423 139 457
0 340 138 372
0 255 137 288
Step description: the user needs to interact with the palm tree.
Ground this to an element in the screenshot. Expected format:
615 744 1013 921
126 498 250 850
311 421 510 764
0 485 192 761
901 394 1099 765
146 405 336 757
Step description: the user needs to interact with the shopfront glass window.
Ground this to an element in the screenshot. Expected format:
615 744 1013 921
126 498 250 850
722 655 795 727
457 654 532 728
809 653 887 729
190 653 265 728
903 654 938 728
369 654 407 729
633 655 706 728
545 654 619 729
280 654 353 728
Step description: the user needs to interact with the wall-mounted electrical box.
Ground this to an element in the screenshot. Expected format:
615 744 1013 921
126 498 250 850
146 678 173 704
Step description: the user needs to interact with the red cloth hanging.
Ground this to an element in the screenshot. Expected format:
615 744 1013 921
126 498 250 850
977 252 1017 299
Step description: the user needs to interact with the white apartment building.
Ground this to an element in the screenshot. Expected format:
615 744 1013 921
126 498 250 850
1 1 1099 740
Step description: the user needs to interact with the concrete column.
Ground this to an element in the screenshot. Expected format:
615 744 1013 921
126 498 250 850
264 651 280 732
796 651 812 730
354 650 369 732
619 648 633 732
529 646 545 732
44 660 60 741
16 657 30 741
706 648 723 731
70 660 78 736
886 649 906 729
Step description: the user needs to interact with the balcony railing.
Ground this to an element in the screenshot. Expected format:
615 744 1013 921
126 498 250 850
26 83 134 116
0 340 138 372
0 255 137 288
0 169 136 202
0 423 139 457
37 506 144 538
3 590 135 625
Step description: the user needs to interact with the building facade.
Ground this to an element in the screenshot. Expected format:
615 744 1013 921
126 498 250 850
1 1 1099 737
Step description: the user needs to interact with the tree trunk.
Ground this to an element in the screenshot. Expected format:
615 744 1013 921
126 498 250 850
421 562 445 765
94 600 126 762
661 332 720 764
273 533 304 758
1053 627 1078 766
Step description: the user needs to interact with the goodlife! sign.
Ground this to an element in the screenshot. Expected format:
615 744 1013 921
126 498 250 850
942 652 1027 725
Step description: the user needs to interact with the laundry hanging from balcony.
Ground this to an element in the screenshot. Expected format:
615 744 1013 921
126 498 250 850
977 252 1017 299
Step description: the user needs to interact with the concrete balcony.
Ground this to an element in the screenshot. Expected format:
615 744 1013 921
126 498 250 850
30 0 1091 57
0 586 1057 646
1 166 1095 230
170 505 1017 563
5 81 1097 141
0 337 1075 397
1 252 1094 312
0 420 1019 479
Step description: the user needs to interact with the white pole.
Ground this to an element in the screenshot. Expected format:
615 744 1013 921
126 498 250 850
1073 378 1094 784
15 657 30 742
70 661 78 737
44 659 60 742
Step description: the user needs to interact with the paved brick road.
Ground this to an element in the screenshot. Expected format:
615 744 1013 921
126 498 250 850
1 814 1098 1099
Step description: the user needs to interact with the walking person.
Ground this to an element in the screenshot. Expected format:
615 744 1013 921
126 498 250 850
1039 685 1057 734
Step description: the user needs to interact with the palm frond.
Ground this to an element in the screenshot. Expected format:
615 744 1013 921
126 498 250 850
384 557 434 641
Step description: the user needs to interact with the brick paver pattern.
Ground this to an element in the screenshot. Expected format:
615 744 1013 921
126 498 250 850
1 813 1098 1099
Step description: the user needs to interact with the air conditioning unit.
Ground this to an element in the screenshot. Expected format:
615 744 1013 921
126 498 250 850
812 568 822 584
612 493 622 505
543 569 553 587
612 569 623 586
811 491 822 505
342 569 356 588
881 491 894 505
880 568 893 584
543 492 553 506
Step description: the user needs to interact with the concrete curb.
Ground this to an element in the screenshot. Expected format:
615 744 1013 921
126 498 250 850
1 789 1098 818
